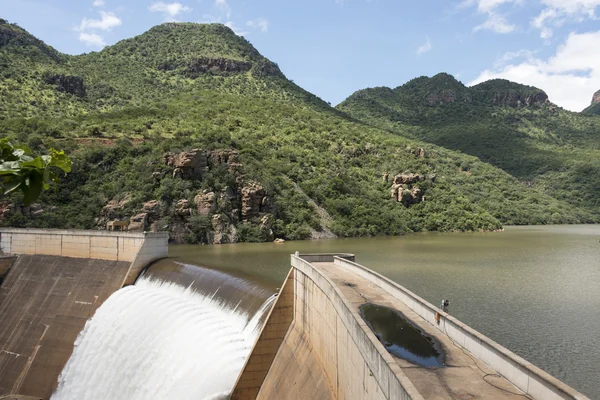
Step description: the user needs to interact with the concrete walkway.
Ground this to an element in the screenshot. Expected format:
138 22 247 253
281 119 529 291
313 262 530 400
0 255 130 399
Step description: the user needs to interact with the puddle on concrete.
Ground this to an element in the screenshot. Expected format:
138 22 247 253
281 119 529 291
360 303 445 368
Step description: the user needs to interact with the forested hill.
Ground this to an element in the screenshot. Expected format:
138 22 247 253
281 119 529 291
0 20 596 244
338 74 600 219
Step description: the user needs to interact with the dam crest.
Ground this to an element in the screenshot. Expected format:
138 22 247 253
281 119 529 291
0 229 591 399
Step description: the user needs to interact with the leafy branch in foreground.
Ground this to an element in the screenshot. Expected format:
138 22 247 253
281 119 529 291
0 138 72 205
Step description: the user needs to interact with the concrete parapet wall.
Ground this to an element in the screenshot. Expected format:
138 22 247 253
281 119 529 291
299 253 355 263
333 257 589 400
0 228 168 286
234 255 424 400
231 269 295 400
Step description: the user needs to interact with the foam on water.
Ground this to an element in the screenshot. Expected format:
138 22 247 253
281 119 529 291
52 275 275 400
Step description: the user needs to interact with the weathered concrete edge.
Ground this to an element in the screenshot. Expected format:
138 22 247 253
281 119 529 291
333 256 590 400
0 228 169 287
0 228 167 239
293 255 425 400
121 234 170 286
231 268 295 399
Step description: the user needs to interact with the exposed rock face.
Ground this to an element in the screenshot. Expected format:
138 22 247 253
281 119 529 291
97 197 130 227
194 191 217 216
259 215 274 242
163 149 209 179
0 202 12 221
491 90 548 107
391 173 427 208
162 148 243 180
592 90 600 105
393 174 425 185
44 74 86 97
241 182 271 221
252 59 283 78
142 200 160 216
210 149 239 165
211 214 237 244
0 202 47 221
175 199 191 217
129 213 148 231
184 57 251 77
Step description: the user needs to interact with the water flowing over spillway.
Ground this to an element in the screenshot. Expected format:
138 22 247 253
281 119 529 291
52 262 276 400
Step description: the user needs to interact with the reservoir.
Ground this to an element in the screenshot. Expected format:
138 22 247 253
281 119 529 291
168 224 600 399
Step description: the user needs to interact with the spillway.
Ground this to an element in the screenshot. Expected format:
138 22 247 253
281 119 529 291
51 261 275 400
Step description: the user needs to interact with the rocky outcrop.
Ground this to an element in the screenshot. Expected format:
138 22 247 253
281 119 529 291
163 149 209 179
0 202 48 221
211 214 237 244
96 197 130 227
210 149 239 165
141 200 160 216
252 59 283 78
241 182 272 221
194 191 217 216
592 90 600 105
392 173 425 185
259 215 275 242
162 148 243 180
128 213 148 231
175 199 191 217
490 91 548 107
44 74 86 97
391 173 427 208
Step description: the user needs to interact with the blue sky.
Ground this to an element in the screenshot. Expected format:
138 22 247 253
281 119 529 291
1 0 599 111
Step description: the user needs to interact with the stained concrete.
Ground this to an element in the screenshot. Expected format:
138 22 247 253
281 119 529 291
0 255 130 399
315 261 528 400
235 255 549 399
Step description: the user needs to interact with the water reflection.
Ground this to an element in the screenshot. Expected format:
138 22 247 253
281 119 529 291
360 303 445 368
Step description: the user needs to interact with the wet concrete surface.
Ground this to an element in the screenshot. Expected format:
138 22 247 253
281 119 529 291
0 255 130 399
360 303 445 368
314 262 530 400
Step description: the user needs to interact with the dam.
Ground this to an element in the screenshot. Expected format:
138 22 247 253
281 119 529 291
0 229 591 399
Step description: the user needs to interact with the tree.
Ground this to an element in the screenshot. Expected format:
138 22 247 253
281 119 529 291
0 138 72 205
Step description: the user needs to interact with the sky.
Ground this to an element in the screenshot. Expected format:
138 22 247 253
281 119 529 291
1 0 599 111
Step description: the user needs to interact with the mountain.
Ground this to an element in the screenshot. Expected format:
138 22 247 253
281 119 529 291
582 90 600 115
338 74 600 218
0 21 596 244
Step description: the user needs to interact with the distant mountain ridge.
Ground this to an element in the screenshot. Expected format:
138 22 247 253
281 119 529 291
583 89 600 115
338 73 600 218
0 20 597 243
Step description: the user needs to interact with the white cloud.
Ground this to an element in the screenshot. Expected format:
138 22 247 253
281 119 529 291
246 18 269 33
215 0 231 19
79 11 121 31
469 30 600 111
417 37 432 55
460 0 521 34
531 0 600 39
149 2 192 21
79 32 106 47
92 0 105 7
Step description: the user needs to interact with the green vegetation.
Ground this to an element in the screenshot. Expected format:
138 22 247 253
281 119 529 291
0 138 71 205
0 20 596 243
338 73 600 218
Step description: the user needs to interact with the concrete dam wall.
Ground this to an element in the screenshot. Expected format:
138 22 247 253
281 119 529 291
232 254 589 400
0 229 168 399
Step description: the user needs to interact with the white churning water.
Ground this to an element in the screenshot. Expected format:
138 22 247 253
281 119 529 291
52 275 276 400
